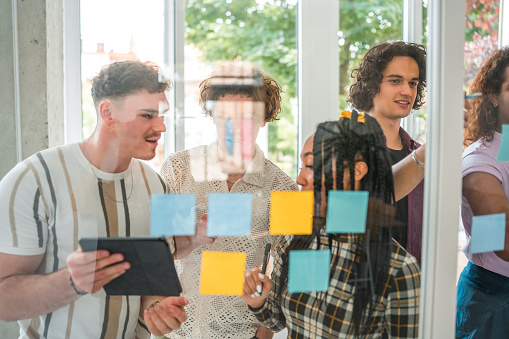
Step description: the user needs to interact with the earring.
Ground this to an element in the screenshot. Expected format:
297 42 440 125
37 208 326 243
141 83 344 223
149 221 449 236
494 103 499 107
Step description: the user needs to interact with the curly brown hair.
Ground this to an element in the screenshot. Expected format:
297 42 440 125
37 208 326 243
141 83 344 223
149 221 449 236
464 47 509 147
198 64 282 122
348 41 426 113
91 60 170 109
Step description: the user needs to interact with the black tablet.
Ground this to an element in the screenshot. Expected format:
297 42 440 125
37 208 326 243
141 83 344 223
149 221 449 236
79 237 182 296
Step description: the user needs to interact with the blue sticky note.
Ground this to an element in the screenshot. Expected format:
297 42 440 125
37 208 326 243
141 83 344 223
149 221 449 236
288 250 330 293
207 193 252 237
326 191 369 234
471 213 506 254
150 194 196 236
497 125 509 162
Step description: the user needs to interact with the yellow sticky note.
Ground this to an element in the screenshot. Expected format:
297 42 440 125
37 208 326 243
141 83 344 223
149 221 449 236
200 251 246 296
270 191 313 235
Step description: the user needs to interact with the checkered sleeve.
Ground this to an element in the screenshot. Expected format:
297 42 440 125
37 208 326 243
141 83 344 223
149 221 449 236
251 235 292 332
385 251 420 339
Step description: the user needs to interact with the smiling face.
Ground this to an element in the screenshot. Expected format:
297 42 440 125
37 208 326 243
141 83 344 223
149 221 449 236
370 56 420 122
110 90 168 161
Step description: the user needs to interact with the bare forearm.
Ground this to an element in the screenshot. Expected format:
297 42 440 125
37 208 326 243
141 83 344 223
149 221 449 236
0 268 79 322
393 145 425 201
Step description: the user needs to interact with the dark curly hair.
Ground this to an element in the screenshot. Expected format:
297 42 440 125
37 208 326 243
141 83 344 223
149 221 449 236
91 60 170 109
283 112 398 336
348 41 426 113
198 64 282 122
464 47 509 147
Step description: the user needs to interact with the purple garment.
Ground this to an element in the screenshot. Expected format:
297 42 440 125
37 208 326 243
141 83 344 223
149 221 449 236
461 132 509 277
399 128 424 265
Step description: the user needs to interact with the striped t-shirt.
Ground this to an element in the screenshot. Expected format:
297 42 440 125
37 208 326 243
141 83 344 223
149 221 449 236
0 142 169 339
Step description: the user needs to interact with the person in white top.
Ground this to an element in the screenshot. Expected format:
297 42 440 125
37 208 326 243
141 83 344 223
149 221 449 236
0 60 187 338
160 64 298 339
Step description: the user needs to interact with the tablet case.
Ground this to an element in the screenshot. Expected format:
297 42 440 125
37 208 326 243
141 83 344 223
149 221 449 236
79 237 182 296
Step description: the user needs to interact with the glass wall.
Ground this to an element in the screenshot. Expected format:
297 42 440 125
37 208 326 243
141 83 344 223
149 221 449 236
65 1 501 338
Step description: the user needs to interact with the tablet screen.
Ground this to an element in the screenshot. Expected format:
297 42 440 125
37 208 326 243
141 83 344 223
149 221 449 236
79 237 182 296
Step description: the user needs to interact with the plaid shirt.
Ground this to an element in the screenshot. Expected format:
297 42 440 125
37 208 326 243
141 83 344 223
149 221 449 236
252 229 420 338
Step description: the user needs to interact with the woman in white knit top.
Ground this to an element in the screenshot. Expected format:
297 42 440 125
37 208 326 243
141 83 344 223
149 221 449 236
159 64 298 339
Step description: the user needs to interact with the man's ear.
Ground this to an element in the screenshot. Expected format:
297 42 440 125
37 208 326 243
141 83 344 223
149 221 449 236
98 100 114 126
354 161 368 181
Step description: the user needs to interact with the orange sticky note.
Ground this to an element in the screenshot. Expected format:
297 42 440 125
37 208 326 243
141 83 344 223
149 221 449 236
270 191 313 235
200 251 246 295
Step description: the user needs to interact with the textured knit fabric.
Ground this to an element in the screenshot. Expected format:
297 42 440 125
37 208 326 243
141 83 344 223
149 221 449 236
160 142 298 338
398 128 424 265
253 228 420 339
461 132 509 277
0 143 169 339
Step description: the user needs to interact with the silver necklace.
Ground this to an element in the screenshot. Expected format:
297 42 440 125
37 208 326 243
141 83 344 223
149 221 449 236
81 141 134 203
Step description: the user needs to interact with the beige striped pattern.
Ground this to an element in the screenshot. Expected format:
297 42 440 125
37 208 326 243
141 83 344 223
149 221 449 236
8 167 29 247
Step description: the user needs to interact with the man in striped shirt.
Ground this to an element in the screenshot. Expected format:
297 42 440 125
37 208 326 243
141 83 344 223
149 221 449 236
0 61 187 338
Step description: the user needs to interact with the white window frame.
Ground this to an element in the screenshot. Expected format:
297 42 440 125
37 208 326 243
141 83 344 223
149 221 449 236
11 0 22 162
401 0 424 138
63 0 82 144
500 0 509 48
420 0 465 337
298 0 339 151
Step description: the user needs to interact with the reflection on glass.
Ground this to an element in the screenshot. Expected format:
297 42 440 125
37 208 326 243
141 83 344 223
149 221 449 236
184 0 298 179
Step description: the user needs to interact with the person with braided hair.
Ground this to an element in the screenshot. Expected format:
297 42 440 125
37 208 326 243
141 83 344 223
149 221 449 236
242 111 420 338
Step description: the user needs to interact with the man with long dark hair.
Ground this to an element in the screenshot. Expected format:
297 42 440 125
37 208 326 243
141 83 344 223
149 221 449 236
349 41 426 264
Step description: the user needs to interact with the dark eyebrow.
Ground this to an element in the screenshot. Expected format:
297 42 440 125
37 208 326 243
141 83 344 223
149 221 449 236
385 74 419 81
385 74 403 78
137 109 159 114
303 152 313 157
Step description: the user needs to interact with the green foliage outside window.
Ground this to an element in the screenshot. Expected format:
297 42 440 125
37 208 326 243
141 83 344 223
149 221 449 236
185 0 420 177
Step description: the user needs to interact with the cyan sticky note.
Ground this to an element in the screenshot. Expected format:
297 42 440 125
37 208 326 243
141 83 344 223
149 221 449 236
471 213 506 254
207 193 252 237
497 125 509 162
288 250 330 293
150 194 196 236
326 191 369 234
